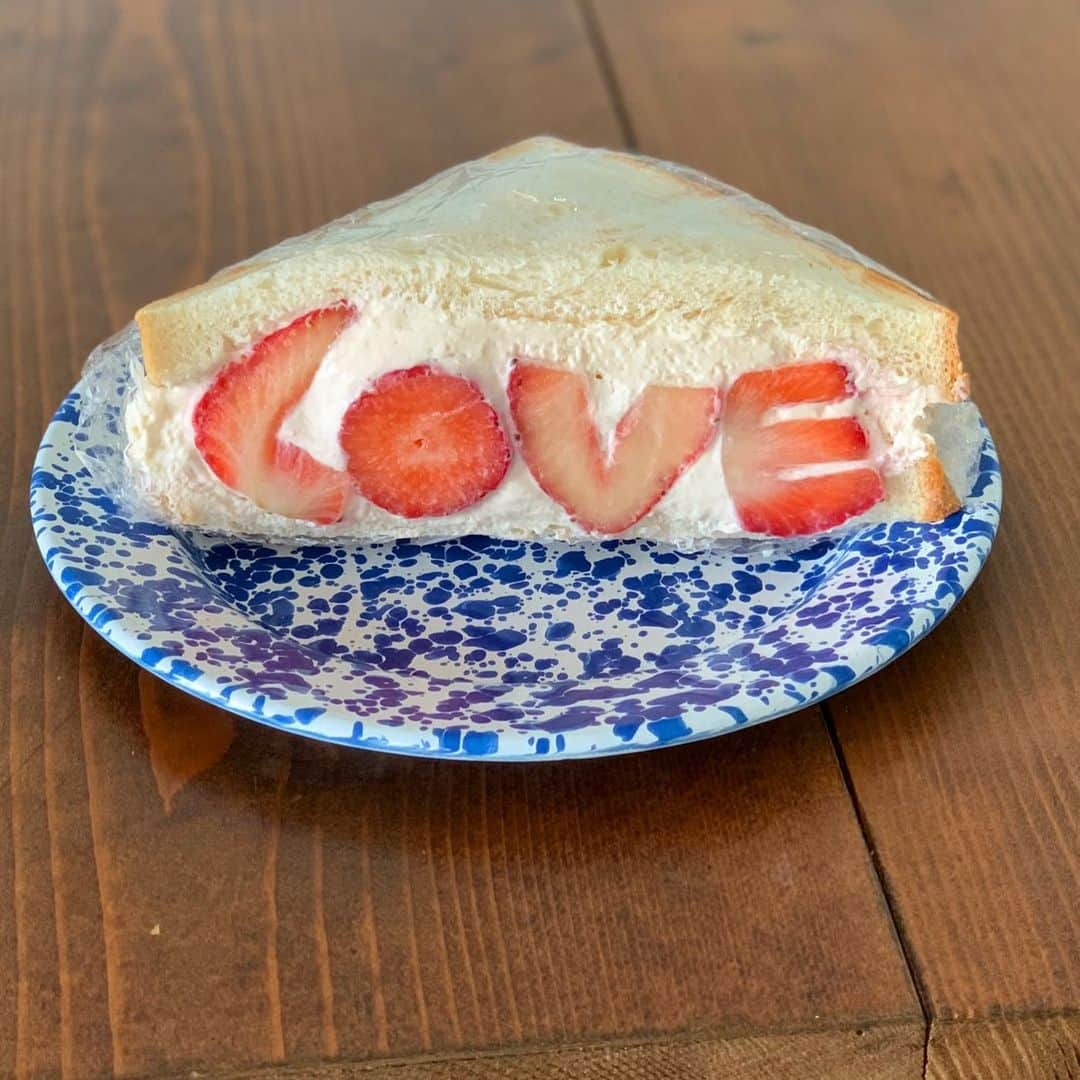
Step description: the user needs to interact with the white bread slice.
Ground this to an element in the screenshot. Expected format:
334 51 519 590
133 137 968 532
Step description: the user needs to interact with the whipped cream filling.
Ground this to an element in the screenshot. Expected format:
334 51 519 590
125 292 942 540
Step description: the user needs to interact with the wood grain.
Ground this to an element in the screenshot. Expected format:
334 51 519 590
0 1 933 1078
927 1015 1080 1080
219 1022 925 1079
590 0 1080 1072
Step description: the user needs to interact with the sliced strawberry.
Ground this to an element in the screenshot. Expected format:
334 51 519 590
723 361 885 536
508 363 720 534
742 417 871 473
339 365 510 518
193 305 354 524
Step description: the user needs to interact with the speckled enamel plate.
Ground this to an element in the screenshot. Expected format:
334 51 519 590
30 354 1001 761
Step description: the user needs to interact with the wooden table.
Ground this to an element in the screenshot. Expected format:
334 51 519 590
2 2 1077 1077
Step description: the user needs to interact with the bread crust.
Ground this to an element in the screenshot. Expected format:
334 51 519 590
915 453 963 520
884 451 961 522
540 139 967 405
135 136 966 401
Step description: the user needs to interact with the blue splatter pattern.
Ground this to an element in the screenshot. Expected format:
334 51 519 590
29 349 1001 761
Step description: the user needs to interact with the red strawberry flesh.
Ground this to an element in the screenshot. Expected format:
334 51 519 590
508 362 720 534
339 365 510 518
723 361 885 536
193 305 355 524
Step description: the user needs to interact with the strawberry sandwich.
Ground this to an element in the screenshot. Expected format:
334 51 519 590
127 138 971 542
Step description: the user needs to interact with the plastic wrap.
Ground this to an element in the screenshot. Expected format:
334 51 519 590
73 322 158 521
69 139 983 548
